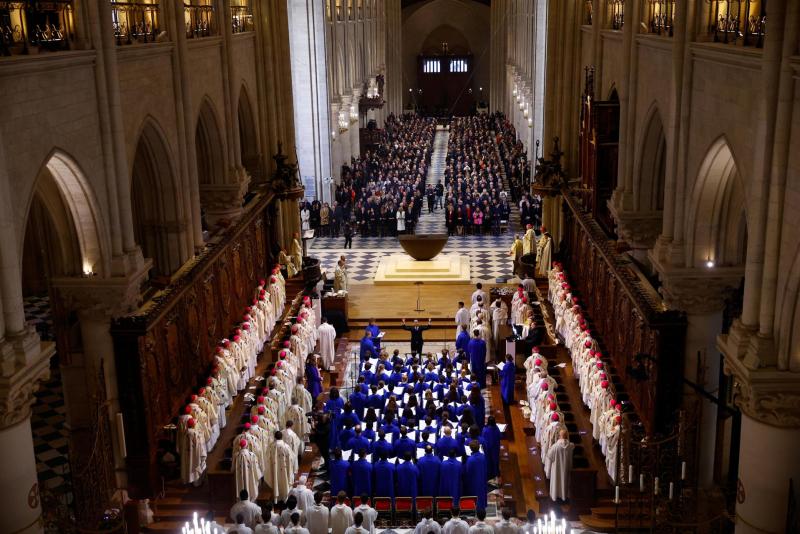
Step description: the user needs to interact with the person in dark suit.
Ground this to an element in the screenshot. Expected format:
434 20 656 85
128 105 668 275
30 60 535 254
401 318 431 355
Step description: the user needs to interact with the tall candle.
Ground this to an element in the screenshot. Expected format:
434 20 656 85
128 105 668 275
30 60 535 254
654 477 660 495
628 464 634 483
681 461 687 480
640 473 645 492
615 485 620 503
669 482 674 500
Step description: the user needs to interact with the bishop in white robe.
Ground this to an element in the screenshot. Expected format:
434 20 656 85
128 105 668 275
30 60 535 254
546 429 574 501
234 439 262 502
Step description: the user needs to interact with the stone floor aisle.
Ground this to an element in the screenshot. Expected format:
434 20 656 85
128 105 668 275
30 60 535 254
415 125 449 235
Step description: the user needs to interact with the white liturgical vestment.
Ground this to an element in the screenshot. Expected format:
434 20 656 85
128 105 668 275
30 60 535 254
318 323 337 370
546 437 574 501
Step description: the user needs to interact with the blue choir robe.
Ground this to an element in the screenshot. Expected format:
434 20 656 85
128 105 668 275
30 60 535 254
351 457 373 497
438 457 463 505
325 397 345 449
435 436 460 458
360 337 377 362
466 338 487 388
417 453 442 497
396 461 420 499
349 391 367 417
373 459 396 499
366 324 381 350
306 363 322 400
362 428 376 441
373 438 393 460
380 423 400 441
455 331 470 353
469 400 486 428
360 370 376 385
464 452 488 509
342 412 361 428
499 362 516 404
480 425 501 480
393 436 417 459
347 435 372 455
329 458 351 497
367 393 384 409
339 428 356 450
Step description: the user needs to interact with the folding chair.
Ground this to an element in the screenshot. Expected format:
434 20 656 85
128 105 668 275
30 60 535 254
435 496 453 522
459 496 478 516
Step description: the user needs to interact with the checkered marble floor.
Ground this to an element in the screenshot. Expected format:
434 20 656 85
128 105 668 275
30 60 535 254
24 296 74 509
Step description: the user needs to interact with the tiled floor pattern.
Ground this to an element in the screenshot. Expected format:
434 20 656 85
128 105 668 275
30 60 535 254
23 295 74 510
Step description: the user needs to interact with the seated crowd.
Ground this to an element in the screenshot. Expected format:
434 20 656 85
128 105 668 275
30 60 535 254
444 115 512 236
321 114 435 238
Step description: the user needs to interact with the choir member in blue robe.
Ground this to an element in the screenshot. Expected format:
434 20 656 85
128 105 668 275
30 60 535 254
418 446 442 497
464 441 488 509
499 354 516 406
361 420 376 441
373 454 396 500
396 452 420 500
360 331 378 362
351 449 373 497
467 331 487 388
435 428 460 458
306 357 323 404
438 451 463 505
366 319 381 351
393 427 417 459
367 385 384 409
349 381 368 417
467 389 486 428
339 421 356 451
347 426 372 454
360 363 376 386
380 414 401 440
455 326 470 353
325 388 345 449
373 430 393 460
329 448 351 498
481 416 502 480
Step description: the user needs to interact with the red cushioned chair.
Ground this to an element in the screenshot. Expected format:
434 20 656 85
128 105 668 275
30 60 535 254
394 496 414 522
459 496 478 516
435 497 453 521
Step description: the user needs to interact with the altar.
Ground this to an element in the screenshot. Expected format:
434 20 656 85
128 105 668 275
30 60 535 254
374 253 471 284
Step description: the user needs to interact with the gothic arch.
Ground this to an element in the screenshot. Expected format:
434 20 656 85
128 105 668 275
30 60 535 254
195 97 226 186
21 150 108 280
237 84 260 182
131 117 185 277
685 136 748 268
634 104 666 212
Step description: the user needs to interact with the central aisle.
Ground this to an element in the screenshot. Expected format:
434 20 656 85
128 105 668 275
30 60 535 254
415 125 449 235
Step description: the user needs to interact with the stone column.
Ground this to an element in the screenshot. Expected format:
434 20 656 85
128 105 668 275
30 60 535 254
721 358 800 534
658 270 741 488
199 178 249 227
0 338 53 534
350 90 361 160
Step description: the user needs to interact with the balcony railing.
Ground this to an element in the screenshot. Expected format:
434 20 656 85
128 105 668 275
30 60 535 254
230 4 253 34
647 0 675 36
584 0 593 25
707 0 766 48
609 0 624 30
111 1 160 45
185 1 215 39
0 0 75 56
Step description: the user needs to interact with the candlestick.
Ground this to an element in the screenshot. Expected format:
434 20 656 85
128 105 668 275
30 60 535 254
669 482 674 500
654 476 660 495
628 464 634 483
681 461 687 480
640 473 645 492
615 485 620 503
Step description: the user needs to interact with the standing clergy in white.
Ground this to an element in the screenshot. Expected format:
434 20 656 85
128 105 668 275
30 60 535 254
318 317 337 371
491 298 508 349
330 492 355 534
522 224 535 255
305 492 330 534
545 428 574 501
265 431 298 502
334 260 348 293
289 476 316 511
454 301 470 340
180 418 207 485
233 439 261 503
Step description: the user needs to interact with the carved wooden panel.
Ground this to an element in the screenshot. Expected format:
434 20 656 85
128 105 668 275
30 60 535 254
111 193 279 498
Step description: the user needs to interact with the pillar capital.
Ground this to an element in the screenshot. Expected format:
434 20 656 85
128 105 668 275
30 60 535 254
608 202 661 249
199 168 250 226
50 261 151 320
652 262 743 314
0 338 53 430
722 354 800 428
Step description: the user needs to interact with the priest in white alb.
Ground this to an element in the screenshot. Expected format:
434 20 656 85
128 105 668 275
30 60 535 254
545 428 574 502
318 317 337 370
180 418 207 485
233 439 262 502
265 430 298 502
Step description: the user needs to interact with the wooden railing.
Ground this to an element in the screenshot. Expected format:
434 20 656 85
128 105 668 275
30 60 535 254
0 0 74 56
561 192 686 434
609 0 625 30
111 191 279 499
111 0 161 45
706 0 766 48
646 0 675 36
584 0 593 25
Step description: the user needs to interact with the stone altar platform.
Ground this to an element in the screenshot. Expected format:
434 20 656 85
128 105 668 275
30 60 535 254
374 253 471 285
